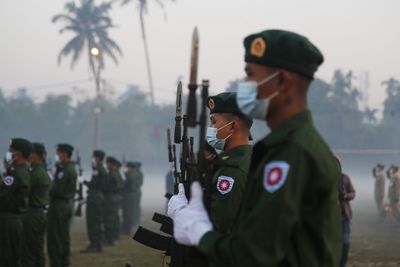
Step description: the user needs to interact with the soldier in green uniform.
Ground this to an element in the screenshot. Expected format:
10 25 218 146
81 150 107 253
172 30 342 267
121 161 143 235
0 138 32 267
103 156 123 245
169 92 252 233
168 93 253 267
21 143 51 267
47 144 77 267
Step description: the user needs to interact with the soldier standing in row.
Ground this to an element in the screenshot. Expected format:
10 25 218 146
121 161 143 235
172 30 342 267
0 138 32 267
21 143 52 267
387 163 400 224
81 150 107 253
47 144 77 267
104 156 123 245
372 163 386 220
168 92 253 267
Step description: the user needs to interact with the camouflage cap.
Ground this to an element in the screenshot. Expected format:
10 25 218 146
244 29 324 79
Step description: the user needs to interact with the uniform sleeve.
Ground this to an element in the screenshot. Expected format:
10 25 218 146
199 145 309 267
210 167 247 233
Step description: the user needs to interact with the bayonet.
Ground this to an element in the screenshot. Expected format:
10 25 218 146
187 27 199 127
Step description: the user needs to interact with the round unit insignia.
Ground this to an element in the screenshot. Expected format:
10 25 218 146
3 176 14 186
217 176 234 195
263 161 290 193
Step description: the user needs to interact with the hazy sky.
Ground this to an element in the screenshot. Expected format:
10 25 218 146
0 0 399 109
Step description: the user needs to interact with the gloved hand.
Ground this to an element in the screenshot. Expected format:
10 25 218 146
173 182 213 246
167 183 188 219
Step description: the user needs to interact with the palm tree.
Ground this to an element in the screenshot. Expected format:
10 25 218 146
52 0 122 148
118 0 172 105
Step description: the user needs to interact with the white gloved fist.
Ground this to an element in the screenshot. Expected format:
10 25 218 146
173 182 213 246
167 183 188 219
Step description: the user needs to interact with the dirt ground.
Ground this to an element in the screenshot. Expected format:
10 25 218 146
60 201 400 267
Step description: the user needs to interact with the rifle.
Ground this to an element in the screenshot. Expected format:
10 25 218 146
74 182 85 217
134 27 211 267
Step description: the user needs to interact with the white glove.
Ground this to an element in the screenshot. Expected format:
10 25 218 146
173 182 213 246
167 183 188 219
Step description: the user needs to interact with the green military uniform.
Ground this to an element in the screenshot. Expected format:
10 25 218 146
104 157 123 244
206 92 253 234
197 30 342 267
0 138 32 267
47 144 77 267
81 150 107 254
21 159 51 267
388 165 400 223
121 162 143 234
84 158 107 250
209 145 251 233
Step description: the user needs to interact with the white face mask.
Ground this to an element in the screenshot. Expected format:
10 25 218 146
206 121 233 155
236 72 280 120
5 152 14 164
92 158 97 167
55 155 60 163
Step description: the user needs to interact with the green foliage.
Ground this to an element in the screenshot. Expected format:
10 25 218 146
0 70 399 168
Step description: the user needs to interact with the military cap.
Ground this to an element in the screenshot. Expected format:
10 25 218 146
126 161 135 168
9 138 32 158
93 150 106 160
208 92 252 118
56 143 74 154
244 29 324 79
106 156 121 167
32 143 46 157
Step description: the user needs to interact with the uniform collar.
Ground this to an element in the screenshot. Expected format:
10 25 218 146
218 144 252 166
262 110 313 147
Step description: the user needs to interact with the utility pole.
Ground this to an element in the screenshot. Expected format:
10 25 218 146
91 47 102 149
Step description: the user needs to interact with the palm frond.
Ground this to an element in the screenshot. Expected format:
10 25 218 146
57 35 85 67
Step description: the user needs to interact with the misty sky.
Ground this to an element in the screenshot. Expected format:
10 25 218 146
0 0 399 110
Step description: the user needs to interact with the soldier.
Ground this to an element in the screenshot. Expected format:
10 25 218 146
0 138 32 267
81 150 107 253
103 156 123 245
21 143 52 267
169 92 253 231
172 29 342 267
168 92 253 267
121 161 143 235
372 163 386 220
47 144 77 267
387 163 400 224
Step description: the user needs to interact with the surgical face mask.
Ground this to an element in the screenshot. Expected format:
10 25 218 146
206 121 233 154
5 152 14 164
236 72 280 120
55 155 60 163
92 158 97 167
